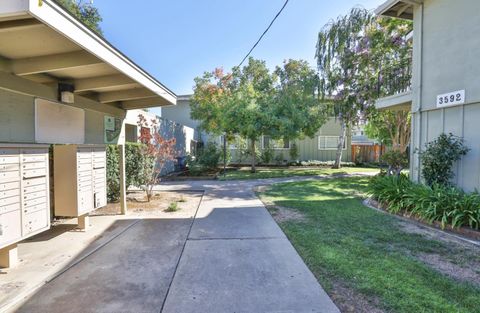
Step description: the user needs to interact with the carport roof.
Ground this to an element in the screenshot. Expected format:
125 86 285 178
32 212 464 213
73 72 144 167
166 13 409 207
0 0 176 109
375 0 421 20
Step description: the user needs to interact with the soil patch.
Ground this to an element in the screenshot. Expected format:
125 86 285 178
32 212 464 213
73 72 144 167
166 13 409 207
268 205 306 223
91 191 203 218
416 253 480 286
256 186 306 223
329 280 385 313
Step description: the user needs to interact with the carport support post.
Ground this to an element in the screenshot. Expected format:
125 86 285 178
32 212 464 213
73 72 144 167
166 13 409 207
0 244 18 268
119 144 127 215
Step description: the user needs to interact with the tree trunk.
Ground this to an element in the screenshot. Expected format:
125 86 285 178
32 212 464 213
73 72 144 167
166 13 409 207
333 118 347 169
250 139 256 173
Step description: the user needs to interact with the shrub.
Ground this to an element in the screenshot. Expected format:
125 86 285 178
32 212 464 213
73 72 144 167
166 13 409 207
289 143 299 161
106 143 158 203
419 133 469 186
368 174 412 213
196 141 221 169
165 202 179 212
380 150 408 176
106 145 120 202
274 152 285 165
260 146 274 164
125 143 154 188
186 142 222 176
368 175 480 230
187 161 207 176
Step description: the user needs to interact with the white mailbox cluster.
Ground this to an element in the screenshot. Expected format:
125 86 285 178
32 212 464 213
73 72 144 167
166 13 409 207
0 145 50 251
54 145 107 218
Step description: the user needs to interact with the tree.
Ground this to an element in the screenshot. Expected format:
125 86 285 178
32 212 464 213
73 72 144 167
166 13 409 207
56 0 103 34
272 59 327 142
365 110 411 153
137 114 177 202
316 8 413 167
316 8 373 168
192 58 327 173
362 16 413 153
191 59 275 172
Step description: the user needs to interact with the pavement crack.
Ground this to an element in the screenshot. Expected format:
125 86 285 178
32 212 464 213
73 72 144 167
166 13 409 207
159 191 205 313
187 237 285 241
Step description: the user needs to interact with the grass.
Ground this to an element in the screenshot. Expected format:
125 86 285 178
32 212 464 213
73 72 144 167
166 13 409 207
219 166 379 181
259 177 480 313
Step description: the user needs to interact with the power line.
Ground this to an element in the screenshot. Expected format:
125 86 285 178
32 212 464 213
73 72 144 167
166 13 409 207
237 0 290 68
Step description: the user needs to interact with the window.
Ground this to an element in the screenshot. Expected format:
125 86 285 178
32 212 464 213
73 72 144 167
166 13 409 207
318 136 346 150
125 124 138 143
262 136 290 149
219 135 242 149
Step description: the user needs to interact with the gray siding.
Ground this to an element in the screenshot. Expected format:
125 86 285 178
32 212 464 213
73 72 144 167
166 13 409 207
409 0 480 191
162 99 206 142
0 88 125 145
0 89 35 142
227 118 352 164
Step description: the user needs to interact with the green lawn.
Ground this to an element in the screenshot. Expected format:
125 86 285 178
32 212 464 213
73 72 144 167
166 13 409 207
219 166 379 180
259 177 480 313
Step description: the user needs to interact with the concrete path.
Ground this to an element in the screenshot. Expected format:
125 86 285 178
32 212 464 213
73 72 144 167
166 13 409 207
16 178 340 313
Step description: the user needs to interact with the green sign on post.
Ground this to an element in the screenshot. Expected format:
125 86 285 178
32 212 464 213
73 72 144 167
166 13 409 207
104 116 122 144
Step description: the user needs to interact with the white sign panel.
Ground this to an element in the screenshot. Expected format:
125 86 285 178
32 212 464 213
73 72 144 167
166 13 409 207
35 99 85 144
436 90 465 108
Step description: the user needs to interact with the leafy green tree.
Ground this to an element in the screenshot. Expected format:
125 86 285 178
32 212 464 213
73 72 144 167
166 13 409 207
316 8 412 167
272 59 327 142
56 0 103 34
192 59 274 172
192 58 327 172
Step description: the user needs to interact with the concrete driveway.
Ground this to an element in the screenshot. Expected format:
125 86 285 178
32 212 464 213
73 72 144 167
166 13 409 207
16 178 339 313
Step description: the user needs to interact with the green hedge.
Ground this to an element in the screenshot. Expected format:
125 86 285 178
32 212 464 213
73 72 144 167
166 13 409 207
368 174 480 230
106 143 154 202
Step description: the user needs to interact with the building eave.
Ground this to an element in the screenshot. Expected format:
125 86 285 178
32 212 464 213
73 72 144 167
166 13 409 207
0 0 176 109
375 0 422 20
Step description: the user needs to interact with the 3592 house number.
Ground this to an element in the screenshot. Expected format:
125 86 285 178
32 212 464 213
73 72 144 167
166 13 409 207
437 90 465 108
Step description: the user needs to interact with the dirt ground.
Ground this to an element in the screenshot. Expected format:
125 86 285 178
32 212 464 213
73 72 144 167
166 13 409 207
90 191 203 218
364 198 480 286
398 220 480 285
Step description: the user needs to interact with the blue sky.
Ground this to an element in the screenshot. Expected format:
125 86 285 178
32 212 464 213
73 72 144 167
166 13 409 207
94 0 384 114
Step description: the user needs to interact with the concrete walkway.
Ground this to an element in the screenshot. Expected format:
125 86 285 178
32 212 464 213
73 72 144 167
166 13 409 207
15 178 340 313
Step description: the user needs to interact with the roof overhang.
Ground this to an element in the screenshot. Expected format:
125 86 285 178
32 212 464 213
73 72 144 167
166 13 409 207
375 0 422 20
0 0 176 109
375 90 412 111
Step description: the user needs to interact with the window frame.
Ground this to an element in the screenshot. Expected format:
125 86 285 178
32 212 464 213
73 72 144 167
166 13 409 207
262 136 291 150
318 135 347 150
219 135 241 150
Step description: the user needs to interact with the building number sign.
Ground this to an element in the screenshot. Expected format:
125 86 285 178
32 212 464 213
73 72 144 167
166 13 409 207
437 90 465 108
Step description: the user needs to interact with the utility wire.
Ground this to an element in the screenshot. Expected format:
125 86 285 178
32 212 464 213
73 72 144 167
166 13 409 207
237 0 290 68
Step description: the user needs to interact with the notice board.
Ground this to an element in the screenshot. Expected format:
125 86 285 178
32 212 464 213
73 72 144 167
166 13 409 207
35 99 85 144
